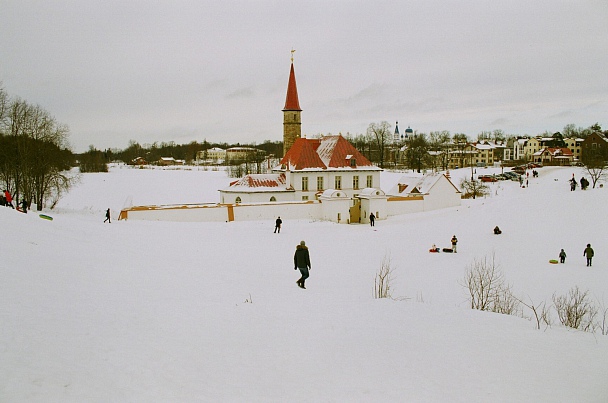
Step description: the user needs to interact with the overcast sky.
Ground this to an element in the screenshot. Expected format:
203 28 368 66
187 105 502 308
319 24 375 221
1 1 607 153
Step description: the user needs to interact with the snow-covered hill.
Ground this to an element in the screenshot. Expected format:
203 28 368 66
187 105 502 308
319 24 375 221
1 165 607 402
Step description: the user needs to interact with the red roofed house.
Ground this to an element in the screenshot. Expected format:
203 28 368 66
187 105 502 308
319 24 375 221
534 147 574 165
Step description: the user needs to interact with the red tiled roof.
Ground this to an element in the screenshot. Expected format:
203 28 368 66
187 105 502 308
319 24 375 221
321 135 373 168
280 135 374 170
281 138 325 170
283 63 301 111
544 147 573 157
230 173 286 188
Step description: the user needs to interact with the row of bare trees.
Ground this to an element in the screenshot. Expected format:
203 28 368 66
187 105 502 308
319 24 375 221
0 85 75 210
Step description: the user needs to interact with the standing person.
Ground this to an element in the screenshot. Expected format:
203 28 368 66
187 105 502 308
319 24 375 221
104 208 111 223
294 240 311 289
20 199 27 214
274 216 282 233
451 235 458 253
4 190 14 208
583 244 594 267
369 212 375 227
559 249 567 263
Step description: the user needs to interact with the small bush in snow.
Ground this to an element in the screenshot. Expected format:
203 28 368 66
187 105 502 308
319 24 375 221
462 253 520 315
599 302 608 336
518 297 552 330
552 286 598 332
374 254 394 299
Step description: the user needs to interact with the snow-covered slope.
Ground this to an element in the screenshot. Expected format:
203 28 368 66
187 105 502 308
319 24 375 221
1 165 607 402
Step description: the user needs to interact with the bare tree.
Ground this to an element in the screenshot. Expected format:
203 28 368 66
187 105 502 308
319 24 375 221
0 93 75 210
405 133 430 173
429 130 451 170
459 178 489 199
367 121 392 168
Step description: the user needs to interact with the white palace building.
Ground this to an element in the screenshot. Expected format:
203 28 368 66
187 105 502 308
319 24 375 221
119 57 461 223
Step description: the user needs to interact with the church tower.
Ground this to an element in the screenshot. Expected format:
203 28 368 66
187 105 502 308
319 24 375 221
283 51 302 156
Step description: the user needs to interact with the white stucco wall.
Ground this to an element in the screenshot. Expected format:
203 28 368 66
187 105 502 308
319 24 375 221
123 204 229 222
219 191 295 204
385 197 425 216
231 201 322 221
422 179 461 211
289 170 381 199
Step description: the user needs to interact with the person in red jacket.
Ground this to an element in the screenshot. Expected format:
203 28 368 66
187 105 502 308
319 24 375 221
3 190 14 209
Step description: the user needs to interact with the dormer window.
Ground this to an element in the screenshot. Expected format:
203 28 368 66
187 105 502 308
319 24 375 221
350 158 356 167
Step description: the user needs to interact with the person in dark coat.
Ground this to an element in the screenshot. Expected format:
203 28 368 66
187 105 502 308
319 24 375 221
583 244 594 267
20 199 27 214
369 212 375 227
104 208 111 223
274 216 282 233
451 235 458 253
559 249 567 263
294 240 311 289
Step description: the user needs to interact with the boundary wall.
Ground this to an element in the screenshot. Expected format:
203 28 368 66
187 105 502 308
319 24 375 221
119 195 460 224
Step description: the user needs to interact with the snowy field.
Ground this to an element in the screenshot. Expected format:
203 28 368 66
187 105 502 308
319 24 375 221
1 164 608 402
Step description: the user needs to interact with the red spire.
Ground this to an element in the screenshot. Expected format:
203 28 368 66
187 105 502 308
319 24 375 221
283 63 301 111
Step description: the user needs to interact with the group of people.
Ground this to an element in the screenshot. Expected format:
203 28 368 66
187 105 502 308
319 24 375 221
1 190 14 208
558 244 595 266
569 174 589 191
2 190 28 213
429 235 459 253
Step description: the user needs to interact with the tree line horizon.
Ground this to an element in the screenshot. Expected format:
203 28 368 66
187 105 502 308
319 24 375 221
1 84 606 209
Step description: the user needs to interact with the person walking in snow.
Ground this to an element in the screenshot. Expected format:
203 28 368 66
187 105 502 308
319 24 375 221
451 235 458 253
104 208 111 223
559 249 567 263
583 244 594 267
274 216 282 233
294 240 311 289
570 177 577 191
369 212 375 227
3 190 14 209
20 199 27 214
